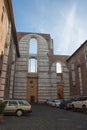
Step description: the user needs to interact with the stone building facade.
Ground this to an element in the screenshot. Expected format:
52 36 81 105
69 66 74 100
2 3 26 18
0 0 70 102
1 0 87 103
13 32 70 103
50 55 70 100
67 41 87 98
0 0 19 100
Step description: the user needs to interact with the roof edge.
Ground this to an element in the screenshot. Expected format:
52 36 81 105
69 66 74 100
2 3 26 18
67 40 87 61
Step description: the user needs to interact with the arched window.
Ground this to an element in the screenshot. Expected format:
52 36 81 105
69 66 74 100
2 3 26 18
56 62 62 73
29 38 37 54
28 58 37 73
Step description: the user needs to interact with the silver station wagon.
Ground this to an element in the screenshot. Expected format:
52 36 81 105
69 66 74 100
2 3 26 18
4 99 32 116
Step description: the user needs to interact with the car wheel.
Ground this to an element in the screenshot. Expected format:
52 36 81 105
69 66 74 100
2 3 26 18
64 106 66 110
72 105 76 111
82 105 87 114
16 110 23 116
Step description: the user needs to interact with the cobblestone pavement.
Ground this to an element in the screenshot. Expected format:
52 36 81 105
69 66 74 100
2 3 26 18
0 104 87 130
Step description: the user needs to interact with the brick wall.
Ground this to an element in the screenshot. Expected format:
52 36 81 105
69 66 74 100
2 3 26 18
67 41 87 98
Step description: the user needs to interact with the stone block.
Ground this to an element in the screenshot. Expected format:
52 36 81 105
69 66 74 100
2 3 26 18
1 71 6 78
1 78 6 85
15 78 27 83
0 85 5 90
38 66 49 71
16 66 27 71
15 72 27 78
14 82 27 87
2 64 7 71
3 55 8 64
16 57 27 62
0 91 4 97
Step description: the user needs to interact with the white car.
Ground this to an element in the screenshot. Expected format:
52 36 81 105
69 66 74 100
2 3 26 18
72 96 87 113
4 99 32 116
55 100 63 108
46 99 54 105
50 99 63 107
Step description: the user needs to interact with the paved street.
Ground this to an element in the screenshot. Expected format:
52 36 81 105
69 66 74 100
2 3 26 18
0 104 87 130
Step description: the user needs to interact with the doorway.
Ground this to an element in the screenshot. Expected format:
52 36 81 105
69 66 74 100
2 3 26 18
57 85 63 99
27 77 38 103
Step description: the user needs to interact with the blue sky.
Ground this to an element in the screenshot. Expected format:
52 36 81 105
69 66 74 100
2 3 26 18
12 0 87 55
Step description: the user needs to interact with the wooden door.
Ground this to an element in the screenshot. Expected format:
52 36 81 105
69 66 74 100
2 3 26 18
27 77 38 103
57 85 63 99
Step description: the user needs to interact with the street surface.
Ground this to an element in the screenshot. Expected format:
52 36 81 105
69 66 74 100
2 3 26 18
0 104 87 130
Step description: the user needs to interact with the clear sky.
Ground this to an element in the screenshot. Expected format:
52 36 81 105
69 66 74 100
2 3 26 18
12 0 87 55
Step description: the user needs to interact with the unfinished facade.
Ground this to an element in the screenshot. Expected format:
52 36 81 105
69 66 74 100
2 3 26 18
1 0 87 103
13 32 70 103
0 0 70 102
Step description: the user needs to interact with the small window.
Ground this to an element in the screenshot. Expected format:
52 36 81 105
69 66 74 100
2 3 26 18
29 38 37 54
18 101 25 105
30 81 33 84
71 64 75 70
28 59 37 73
9 101 18 106
56 62 62 73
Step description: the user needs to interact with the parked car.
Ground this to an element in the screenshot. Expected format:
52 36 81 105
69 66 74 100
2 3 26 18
72 96 87 113
49 99 63 107
59 99 74 109
64 99 76 110
55 99 64 108
3 99 32 116
46 99 54 106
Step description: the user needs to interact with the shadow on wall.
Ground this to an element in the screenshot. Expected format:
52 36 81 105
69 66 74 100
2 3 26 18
0 51 3 76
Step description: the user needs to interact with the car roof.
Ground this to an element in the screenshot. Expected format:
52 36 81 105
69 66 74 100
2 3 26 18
4 99 26 101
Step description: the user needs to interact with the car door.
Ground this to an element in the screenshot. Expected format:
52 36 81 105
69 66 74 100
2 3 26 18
4 100 18 113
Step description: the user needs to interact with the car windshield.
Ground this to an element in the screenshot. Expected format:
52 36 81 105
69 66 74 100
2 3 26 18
55 100 61 103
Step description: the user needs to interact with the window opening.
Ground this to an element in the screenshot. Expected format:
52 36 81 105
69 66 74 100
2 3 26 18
56 62 62 73
28 59 37 73
78 66 83 95
71 64 76 86
29 38 37 54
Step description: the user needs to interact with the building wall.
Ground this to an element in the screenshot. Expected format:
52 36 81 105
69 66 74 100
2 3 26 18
67 41 87 98
0 0 9 76
14 33 56 102
0 0 11 100
0 0 19 100
0 0 8 56
1 0 87 102
49 55 70 99
14 33 70 102
27 76 38 103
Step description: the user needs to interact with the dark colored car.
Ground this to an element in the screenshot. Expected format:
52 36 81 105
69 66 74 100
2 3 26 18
59 99 74 110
